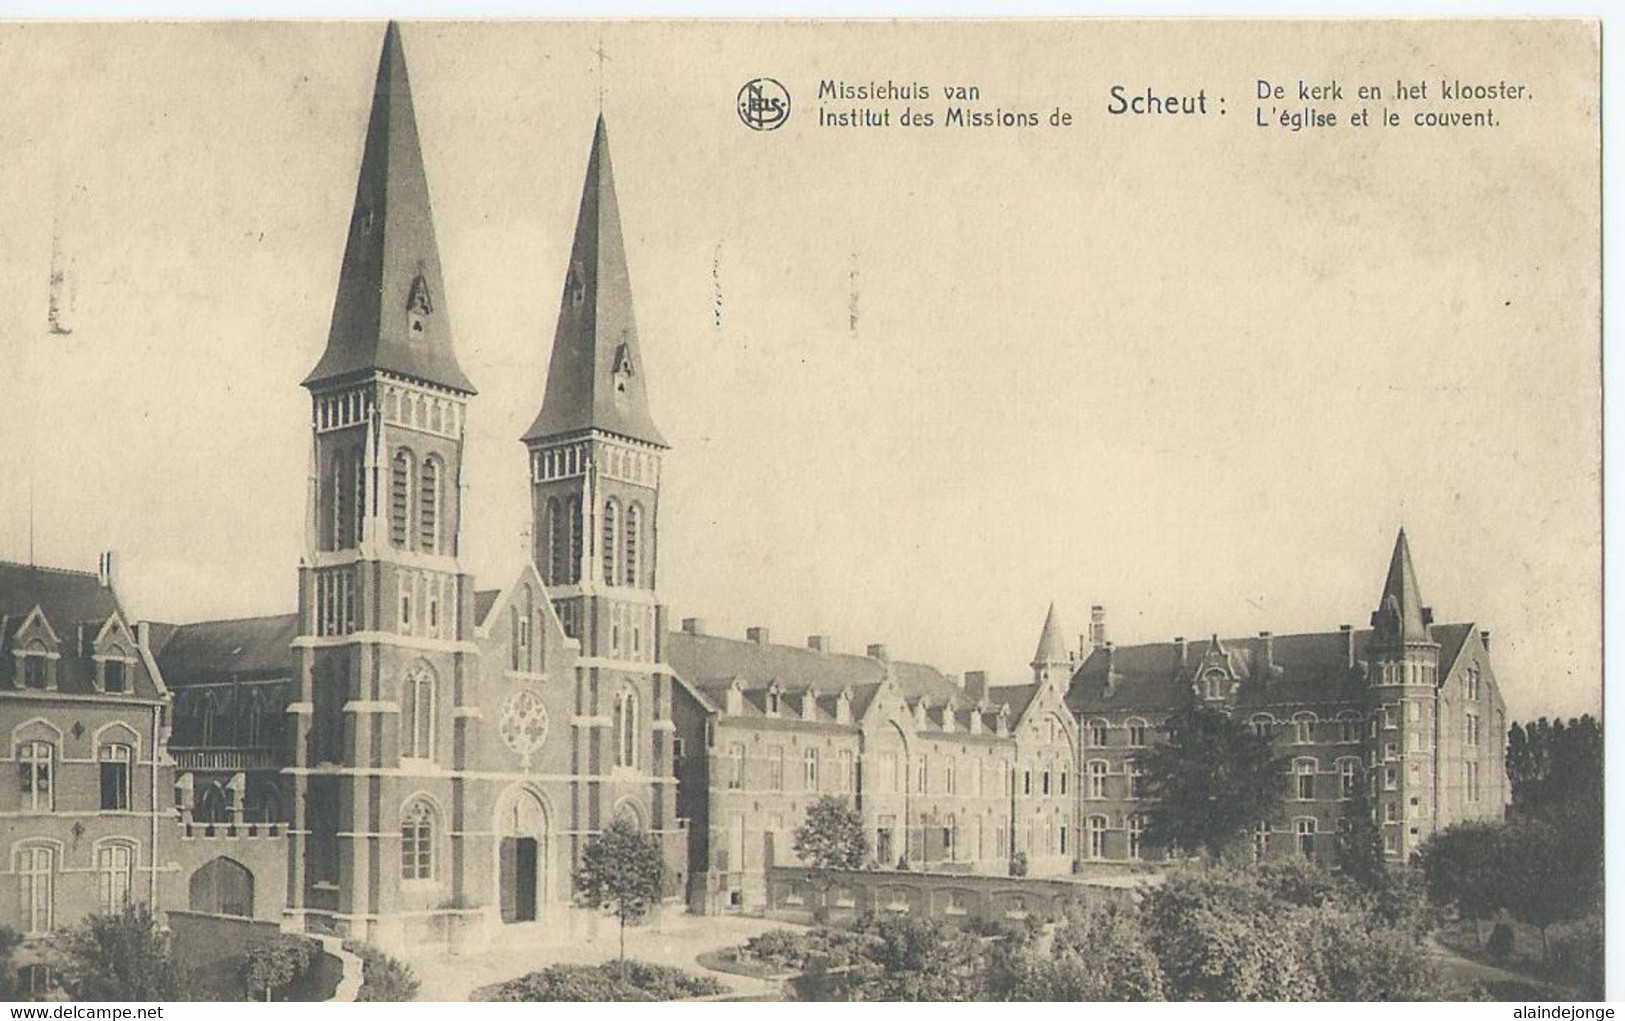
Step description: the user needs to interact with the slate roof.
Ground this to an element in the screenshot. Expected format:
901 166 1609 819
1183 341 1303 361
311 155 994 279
0 560 158 698
303 23 475 394
523 116 666 447
665 629 1007 735
474 589 501 626
155 612 299 686
1066 622 1477 714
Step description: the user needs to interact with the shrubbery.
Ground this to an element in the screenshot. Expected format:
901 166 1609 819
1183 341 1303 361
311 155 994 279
733 927 876 972
478 961 724 1001
1547 915 1604 999
343 942 420 1002
240 935 319 1002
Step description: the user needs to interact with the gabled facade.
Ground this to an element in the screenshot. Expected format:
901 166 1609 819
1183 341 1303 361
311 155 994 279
0 560 173 944
1065 530 1508 866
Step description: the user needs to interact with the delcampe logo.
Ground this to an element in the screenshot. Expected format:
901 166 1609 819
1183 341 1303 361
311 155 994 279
737 78 791 130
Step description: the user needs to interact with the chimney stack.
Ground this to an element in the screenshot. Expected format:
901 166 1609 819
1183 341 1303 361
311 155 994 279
746 626 771 645
1340 624 1355 668
1174 636 1187 667
681 617 706 636
807 635 831 654
1103 641 1118 697
963 670 988 702
1089 605 1107 650
97 550 115 589
1258 631 1274 673
1480 628 1491 652
867 643 889 662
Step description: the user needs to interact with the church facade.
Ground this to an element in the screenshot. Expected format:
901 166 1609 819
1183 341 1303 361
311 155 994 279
1 23 1509 961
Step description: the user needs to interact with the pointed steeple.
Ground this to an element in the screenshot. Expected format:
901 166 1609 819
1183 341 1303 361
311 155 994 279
304 23 475 394
1031 602 1068 667
1371 527 1433 642
524 116 666 447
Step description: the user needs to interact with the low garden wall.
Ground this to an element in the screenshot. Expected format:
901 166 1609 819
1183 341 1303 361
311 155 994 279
763 866 1138 926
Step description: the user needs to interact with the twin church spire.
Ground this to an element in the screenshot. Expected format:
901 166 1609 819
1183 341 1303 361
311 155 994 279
305 22 662 455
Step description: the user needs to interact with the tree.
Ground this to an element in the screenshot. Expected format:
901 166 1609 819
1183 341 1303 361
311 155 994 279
573 818 666 966
793 795 869 871
240 935 316 1002
1414 821 1508 942
57 902 190 1001
839 917 986 1001
1034 901 1167 1001
1501 820 1592 961
1135 704 1284 860
1334 780 1387 891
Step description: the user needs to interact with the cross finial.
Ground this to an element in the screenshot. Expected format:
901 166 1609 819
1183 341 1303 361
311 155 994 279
592 35 611 112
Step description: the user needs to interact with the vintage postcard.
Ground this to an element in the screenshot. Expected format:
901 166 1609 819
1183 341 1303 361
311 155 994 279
0 18 1602 1004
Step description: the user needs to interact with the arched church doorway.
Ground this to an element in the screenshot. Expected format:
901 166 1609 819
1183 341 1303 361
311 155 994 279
496 786 550 924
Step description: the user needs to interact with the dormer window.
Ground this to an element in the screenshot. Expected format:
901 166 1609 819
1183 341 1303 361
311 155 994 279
766 688 781 716
23 655 48 689
406 274 433 335
1203 670 1226 700
611 342 634 396
104 659 127 694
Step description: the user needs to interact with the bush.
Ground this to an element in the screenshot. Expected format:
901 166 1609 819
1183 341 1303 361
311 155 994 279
735 927 875 972
1015 902 1165 1001
57 903 190 1001
240 935 318 1002
1008 852 1029 877
1547 914 1604 999
343 942 419 1002
479 961 724 1001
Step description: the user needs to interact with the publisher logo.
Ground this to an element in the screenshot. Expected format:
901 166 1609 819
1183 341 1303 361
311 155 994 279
737 78 791 131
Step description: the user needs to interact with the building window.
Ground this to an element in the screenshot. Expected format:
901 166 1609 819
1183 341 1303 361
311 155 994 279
1060 769 1068 796
728 743 744 789
1087 815 1107 860
1466 712 1480 747
613 689 638 769
1385 800 1401 823
917 756 929 794
1297 818 1316 858
1466 761 1481 803
99 744 132 811
390 448 414 548
1384 829 1400 856
1466 668 1481 701
602 499 620 586
1384 765 1398 791
1088 760 1108 799
624 503 642 587
805 748 820 790
18 741 53 812
1251 715 1273 740
1127 719 1148 747
568 501 584 584
22 655 47 690
1253 820 1272 862
1204 670 1225 700
104 659 127 694
1129 763 1146 799
401 663 436 761
1022 768 1032 796
1089 720 1109 747
18 846 54 935
1128 814 1146 860
1295 759 1316 801
943 758 955 796
1041 769 1051 796
401 800 434 881
1293 713 1315 744
769 747 784 790
1339 759 1358 800
97 844 133 913
1339 716 1360 743
419 456 441 554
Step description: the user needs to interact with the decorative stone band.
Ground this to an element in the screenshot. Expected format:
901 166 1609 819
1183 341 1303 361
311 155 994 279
342 700 400 714
573 715 613 728
286 764 676 785
293 632 481 655
452 707 482 718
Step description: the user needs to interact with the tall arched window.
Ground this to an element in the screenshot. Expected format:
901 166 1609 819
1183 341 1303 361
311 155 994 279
390 448 416 549
602 499 620 586
546 498 565 585
624 503 642 587
613 688 638 769
401 663 436 761
400 799 435 881
331 448 349 550
419 456 442 554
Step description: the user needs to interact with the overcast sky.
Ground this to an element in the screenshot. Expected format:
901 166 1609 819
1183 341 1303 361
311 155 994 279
0 20 1599 721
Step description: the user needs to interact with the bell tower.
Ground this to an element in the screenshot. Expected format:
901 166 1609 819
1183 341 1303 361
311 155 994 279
524 116 676 867
1365 527 1440 861
289 22 478 941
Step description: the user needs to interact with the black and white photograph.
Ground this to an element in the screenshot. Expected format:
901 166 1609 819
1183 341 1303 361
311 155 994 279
0 16 1604 1004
